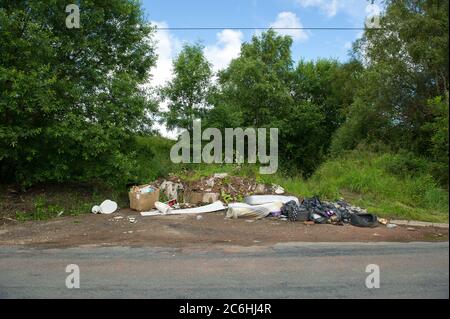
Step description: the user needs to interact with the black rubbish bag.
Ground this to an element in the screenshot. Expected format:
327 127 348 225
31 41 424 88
350 213 378 227
281 200 309 221
302 196 331 223
309 212 328 224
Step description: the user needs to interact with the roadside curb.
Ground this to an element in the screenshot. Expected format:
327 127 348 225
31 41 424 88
390 220 449 229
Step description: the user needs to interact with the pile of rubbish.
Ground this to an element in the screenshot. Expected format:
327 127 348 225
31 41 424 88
127 174 380 228
279 197 378 227
223 195 378 227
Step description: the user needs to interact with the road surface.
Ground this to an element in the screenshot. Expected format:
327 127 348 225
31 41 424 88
0 242 448 298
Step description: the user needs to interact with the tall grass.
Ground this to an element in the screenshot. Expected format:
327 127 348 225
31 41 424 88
128 136 448 222
184 150 448 222
260 151 448 222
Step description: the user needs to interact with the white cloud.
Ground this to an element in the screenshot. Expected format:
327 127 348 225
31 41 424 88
148 24 243 138
269 11 309 42
296 0 339 17
296 0 382 23
144 21 182 139
204 29 243 72
149 21 181 88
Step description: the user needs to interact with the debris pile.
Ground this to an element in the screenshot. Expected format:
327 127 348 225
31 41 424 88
85 174 383 228
126 174 380 228
153 173 286 205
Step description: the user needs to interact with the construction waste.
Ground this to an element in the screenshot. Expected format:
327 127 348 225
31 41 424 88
135 174 379 228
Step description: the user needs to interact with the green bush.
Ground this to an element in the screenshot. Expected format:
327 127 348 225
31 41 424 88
129 135 178 184
0 1 157 188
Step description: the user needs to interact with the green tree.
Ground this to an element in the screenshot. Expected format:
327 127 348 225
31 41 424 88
0 0 157 186
160 43 212 134
292 59 363 154
216 30 294 129
422 93 449 185
209 30 360 175
204 30 295 168
332 0 449 184
334 0 449 154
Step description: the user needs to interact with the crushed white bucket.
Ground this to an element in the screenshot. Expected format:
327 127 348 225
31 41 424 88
91 200 118 214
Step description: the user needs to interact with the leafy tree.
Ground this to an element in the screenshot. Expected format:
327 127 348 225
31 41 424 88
332 0 449 184
422 94 449 185
160 43 212 134
292 59 363 156
0 0 157 186
207 30 360 175
335 0 449 153
216 30 294 129
203 30 296 168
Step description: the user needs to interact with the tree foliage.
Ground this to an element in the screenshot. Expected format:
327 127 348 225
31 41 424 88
332 0 448 184
202 1 448 180
1 0 448 189
0 0 156 186
203 30 360 175
160 43 212 134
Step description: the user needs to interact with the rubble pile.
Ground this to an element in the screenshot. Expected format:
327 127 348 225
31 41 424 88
152 173 286 205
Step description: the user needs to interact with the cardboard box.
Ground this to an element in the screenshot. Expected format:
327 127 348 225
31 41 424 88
129 185 160 211
183 191 220 205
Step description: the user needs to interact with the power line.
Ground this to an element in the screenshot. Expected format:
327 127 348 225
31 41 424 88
155 27 382 31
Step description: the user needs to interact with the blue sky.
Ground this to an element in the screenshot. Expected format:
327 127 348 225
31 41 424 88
140 0 382 136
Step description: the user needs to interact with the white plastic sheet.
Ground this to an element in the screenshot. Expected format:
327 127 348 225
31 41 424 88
152 200 226 216
140 210 163 217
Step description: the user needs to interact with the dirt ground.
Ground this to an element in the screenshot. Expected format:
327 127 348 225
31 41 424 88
0 208 447 249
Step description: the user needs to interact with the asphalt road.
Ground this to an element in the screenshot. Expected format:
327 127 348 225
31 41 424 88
0 242 448 298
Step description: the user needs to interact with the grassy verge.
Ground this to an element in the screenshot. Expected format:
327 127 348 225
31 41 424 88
0 134 174 223
262 152 448 223
2 145 447 223
0 183 129 222
181 151 449 223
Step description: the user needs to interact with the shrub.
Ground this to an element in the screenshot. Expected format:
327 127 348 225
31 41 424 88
0 1 157 187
